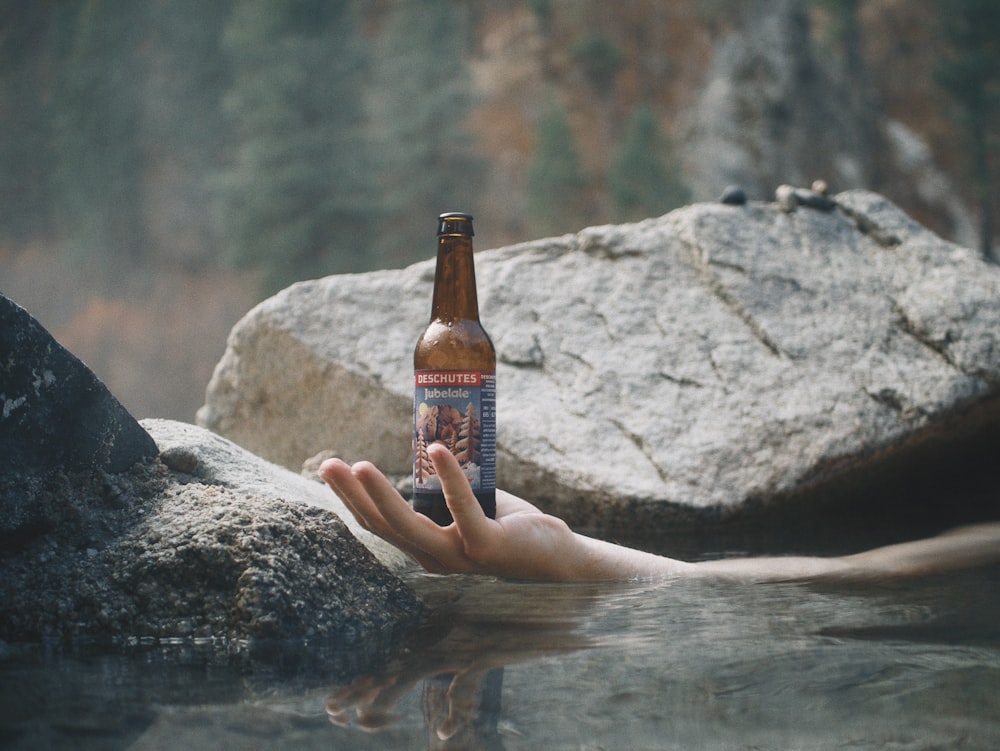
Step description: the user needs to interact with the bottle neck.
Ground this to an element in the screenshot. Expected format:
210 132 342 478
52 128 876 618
430 230 480 323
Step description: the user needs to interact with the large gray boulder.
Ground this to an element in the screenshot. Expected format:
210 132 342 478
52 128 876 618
197 190 1000 539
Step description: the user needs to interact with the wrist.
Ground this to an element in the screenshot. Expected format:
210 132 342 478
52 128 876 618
569 533 692 581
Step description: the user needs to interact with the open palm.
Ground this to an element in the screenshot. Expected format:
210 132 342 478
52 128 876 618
320 443 583 581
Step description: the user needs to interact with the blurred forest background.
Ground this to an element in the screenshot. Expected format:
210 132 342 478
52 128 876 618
1 0 998 421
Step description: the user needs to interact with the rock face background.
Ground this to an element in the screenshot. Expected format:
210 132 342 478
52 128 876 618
199 191 1000 542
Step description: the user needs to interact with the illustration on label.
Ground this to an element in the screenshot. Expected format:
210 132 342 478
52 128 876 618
414 370 496 492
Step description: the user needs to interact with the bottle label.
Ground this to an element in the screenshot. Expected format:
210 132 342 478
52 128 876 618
414 370 496 494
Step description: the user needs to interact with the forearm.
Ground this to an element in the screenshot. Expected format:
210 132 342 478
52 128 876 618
689 522 1000 582
493 521 1000 583
568 539 856 583
562 531 695 581
837 522 1000 579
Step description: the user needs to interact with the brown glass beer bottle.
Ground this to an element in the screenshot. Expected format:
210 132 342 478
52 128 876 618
413 212 496 525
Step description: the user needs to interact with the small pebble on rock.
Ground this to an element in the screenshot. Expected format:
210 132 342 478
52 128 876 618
776 183 837 212
719 185 747 206
796 186 837 211
775 184 798 212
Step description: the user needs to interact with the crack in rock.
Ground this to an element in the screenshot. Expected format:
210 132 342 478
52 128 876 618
609 418 671 485
657 371 705 389
680 236 788 360
890 299 960 372
836 203 903 248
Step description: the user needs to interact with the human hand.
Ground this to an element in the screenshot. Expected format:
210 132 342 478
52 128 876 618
325 656 505 742
325 594 598 740
319 442 585 581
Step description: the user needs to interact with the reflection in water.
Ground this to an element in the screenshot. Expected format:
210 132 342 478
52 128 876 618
321 566 1000 750
421 668 504 750
325 575 631 748
2 566 998 749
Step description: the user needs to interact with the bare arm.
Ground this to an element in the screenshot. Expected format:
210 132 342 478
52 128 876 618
691 521 1000 582
320 444 1000 583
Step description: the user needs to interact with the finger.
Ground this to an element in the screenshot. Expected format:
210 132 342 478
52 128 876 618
322 459 444 572
326 707 351 727
437 666 490 741
353 674 422 729
319 458 389 535
353 675 406 730
352 461 464 572
325 674 378 725
318 458 366 523
428 443 497 559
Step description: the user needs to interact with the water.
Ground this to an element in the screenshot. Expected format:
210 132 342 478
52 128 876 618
2 562 998 750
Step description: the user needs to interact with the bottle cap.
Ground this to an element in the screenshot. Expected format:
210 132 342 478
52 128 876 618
438 212 474 236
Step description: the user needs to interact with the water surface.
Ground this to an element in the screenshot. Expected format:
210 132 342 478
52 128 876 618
2 563 998 750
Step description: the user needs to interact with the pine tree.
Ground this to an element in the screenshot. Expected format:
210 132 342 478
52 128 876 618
454 402 480 467
527 95 588 236
141 0 231 268
571 32 624 94
934 0 1000 261
369 0 485 268
414 428 434 484
218 0 376 293
0 0 56 245
49 0 147 267
609 104 690 222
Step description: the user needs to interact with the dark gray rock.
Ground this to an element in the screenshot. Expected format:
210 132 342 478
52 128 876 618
0 419 420 650
775 183 837 212
1 293 159 545
719 185 748 206
0 294 419 651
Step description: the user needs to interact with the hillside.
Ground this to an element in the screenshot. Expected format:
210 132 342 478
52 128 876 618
1 0 996 421
459 0 991 250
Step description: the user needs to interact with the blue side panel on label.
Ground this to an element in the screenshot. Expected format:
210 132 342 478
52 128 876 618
478 372 496 491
